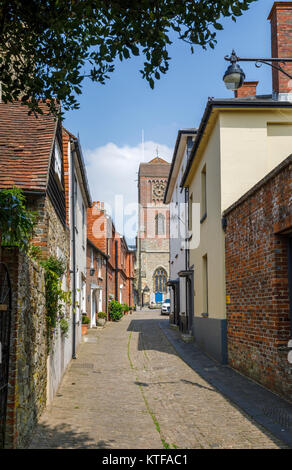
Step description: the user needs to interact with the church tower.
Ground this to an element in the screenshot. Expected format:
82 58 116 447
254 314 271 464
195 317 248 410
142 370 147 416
136 156 170 306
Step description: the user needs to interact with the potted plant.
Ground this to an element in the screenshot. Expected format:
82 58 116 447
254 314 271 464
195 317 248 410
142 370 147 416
96 311 107 327
81 315 90 335
108 300 123 321
122 303 130 315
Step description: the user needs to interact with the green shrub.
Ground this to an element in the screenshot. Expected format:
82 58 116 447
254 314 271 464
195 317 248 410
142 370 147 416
60 318 69 336
108 300 123 321
97 311 107 319
82 315 90 325
122 303 130 313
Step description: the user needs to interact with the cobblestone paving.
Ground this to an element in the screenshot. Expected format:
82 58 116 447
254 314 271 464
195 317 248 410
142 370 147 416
29 310 285 449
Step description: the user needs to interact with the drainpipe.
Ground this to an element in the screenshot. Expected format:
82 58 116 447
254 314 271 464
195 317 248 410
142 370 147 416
105 247 108 318
115 240 118 301
288 238 292 339
71 142 77 359
185 187 189 331
129 255 131 306
185 187 189 271
138 237 142 308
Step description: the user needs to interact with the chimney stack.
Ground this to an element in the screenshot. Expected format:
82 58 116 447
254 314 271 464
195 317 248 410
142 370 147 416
234 81 258 98
268 1 292 100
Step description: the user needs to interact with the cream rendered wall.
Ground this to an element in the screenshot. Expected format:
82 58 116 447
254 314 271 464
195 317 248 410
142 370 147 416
188 119 226 320
169 145 189 315
220 110 292 212
188 108 292 323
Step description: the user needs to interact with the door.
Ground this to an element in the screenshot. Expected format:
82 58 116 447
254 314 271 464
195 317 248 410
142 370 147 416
0 263 12 448
98 290 103 313
91 291 96 327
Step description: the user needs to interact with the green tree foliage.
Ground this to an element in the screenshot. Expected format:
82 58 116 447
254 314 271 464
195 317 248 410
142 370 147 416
0 0 257 115
0 187 37 251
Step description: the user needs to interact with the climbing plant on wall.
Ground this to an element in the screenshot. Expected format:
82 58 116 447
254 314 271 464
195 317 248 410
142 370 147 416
40 256 71 344
0 187 72 344
0 187 37 252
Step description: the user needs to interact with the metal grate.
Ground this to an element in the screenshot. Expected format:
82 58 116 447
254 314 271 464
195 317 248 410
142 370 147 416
263 406 292 430
71 363 94 369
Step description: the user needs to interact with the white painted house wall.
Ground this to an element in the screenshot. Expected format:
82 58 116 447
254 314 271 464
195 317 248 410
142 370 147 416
168 132 196 317
47 137 89 404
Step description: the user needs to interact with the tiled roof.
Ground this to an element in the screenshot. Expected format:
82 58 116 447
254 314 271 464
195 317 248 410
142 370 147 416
0 101 57 191
148 156 169 164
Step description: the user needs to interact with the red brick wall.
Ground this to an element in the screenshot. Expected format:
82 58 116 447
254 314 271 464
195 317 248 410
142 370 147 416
86 242 107 320
225 157 292 401
234 81 258 98
87 204 135 311
268 2 292 94
87 202 107 254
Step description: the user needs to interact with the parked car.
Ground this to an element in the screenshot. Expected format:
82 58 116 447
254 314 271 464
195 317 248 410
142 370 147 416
161 299 170 315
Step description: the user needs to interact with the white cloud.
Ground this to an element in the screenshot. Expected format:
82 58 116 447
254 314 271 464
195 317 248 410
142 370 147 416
84 141 172 242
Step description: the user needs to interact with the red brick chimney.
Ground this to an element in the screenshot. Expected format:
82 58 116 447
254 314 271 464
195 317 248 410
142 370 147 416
268 2 292 99
234 81 258 98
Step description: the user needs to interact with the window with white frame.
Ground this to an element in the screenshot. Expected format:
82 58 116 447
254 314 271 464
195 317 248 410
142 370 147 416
54 140 62 182
81 279 86 313
82 203 85 246
74 175 78 228
98 256 101 278
90 248 94 269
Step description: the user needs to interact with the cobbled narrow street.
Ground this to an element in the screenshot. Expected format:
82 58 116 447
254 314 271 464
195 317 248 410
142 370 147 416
29 310 285 449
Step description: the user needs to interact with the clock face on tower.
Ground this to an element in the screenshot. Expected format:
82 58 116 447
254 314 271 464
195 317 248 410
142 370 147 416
152 182 165 200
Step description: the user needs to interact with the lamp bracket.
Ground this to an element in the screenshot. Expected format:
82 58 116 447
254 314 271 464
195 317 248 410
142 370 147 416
225 51 292 80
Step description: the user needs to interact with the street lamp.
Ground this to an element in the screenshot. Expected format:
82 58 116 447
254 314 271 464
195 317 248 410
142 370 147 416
223 50 292 91
223 51 245 90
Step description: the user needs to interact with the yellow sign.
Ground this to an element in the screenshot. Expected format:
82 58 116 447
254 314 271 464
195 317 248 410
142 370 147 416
226 296 231 305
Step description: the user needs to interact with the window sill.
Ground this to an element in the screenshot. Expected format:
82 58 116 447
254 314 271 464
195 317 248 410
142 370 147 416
200 213 207 224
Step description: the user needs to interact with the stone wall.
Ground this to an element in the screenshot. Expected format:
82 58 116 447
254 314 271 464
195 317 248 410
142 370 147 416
225 155 292 401
2 192 71 447
1 248 47 448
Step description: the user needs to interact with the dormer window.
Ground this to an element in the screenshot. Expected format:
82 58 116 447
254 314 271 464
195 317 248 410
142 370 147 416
54 140 62 183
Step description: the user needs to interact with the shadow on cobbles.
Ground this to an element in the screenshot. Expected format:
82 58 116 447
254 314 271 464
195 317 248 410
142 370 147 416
134 379 215 392
128 318 175 356
28 423 116 449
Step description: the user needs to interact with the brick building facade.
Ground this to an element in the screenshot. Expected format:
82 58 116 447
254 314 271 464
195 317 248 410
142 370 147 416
86 202 135 325
136 157 170 306
224 155 292 401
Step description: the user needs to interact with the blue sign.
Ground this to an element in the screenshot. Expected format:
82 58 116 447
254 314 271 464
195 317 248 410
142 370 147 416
155 292 163 303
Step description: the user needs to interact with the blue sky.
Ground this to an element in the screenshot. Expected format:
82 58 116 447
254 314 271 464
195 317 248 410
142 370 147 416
63 0 277 239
